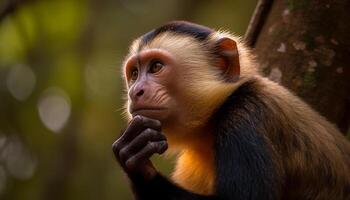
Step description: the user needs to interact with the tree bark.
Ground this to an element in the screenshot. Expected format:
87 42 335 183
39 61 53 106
247 0 350 134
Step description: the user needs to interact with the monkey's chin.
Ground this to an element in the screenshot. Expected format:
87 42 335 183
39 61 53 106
131 108 169 121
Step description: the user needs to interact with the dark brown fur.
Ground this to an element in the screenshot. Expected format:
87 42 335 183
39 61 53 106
248 77 350 199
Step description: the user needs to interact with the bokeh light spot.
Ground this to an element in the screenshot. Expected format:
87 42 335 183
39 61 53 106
1 135 36 180
38 88 71 133
6 64 36 101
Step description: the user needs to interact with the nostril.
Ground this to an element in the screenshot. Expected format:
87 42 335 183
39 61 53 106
136 89 144 97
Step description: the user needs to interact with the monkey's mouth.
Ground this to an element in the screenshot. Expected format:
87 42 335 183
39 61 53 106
131 107 167 117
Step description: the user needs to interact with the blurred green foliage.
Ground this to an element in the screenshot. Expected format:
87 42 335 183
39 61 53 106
0 0 256 199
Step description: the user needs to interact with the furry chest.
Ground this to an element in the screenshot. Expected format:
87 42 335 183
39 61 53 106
171 149 215 195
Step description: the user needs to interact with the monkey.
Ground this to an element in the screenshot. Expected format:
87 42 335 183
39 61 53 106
112 21 350 200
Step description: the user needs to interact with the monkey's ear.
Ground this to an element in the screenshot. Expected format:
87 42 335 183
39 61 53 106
215 37 240 82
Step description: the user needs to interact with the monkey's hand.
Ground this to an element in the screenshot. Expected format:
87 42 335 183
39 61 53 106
112 115 168 181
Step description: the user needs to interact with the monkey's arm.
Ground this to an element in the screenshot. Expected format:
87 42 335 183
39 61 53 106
215 127 278 200
129 173 216 200
113 116 217 200
214 81 280 200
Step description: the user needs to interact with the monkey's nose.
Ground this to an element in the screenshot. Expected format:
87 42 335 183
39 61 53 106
129 85 145 101
136 89 144 97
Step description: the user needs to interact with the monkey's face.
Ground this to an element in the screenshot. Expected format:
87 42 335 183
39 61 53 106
122 30 243 137
124 48 180 125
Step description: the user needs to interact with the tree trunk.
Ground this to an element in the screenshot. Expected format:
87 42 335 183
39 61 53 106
247 0 350 134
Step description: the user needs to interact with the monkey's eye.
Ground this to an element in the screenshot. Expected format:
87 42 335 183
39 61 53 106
130 68 138 81
149 61 164 74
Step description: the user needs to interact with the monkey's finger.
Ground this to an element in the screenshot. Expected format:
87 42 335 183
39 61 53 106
112 127 126 153
112 140 123 162
120 115 162 143
124 128 166 157
112 116 162 162
136 115 162 131
112 116 146 156
125 141 168 171
119 116 145 143
112 128 133 163
116 129 166 167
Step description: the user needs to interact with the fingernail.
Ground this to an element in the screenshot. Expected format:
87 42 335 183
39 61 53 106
133 115 142 122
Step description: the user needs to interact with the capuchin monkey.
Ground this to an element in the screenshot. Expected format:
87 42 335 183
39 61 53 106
112 21 350 200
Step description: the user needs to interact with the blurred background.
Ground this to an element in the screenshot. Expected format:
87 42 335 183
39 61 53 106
0 0 256 199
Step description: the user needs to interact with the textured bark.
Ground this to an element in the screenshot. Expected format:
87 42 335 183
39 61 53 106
249 0 350 134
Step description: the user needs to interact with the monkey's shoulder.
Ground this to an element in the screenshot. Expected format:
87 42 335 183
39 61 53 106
212 78 269 129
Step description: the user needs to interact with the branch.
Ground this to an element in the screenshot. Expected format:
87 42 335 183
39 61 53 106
244 0 274 48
